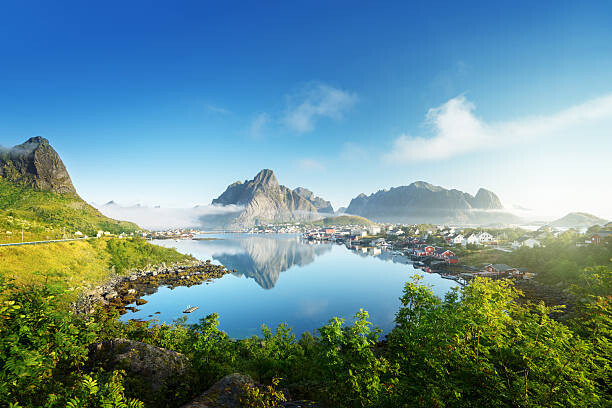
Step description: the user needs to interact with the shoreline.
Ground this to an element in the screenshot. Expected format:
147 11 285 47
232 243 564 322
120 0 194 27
73 259 234 315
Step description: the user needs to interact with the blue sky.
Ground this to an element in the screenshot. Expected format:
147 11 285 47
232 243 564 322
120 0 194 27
1 1 612 219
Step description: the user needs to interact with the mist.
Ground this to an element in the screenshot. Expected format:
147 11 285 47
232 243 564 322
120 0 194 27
95 202 244 230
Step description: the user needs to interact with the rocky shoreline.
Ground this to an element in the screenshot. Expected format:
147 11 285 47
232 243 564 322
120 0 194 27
74 259 234 315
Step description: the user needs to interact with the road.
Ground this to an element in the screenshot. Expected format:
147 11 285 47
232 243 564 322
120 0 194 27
0 237 89 247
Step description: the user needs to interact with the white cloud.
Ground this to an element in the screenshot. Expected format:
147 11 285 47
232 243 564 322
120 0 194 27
248 112 271 139
297 158 325 171
283 83 358 133
206 104 231 115
386 92 612 162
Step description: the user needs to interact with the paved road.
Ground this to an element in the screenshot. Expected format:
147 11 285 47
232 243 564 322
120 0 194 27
0 237 89 247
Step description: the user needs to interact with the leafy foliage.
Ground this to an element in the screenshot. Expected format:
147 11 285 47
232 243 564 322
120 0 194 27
1 267 610 407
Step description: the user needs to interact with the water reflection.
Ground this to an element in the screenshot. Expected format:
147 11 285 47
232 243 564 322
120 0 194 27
213 235 332 289
156 234 332 289
133 234 458 338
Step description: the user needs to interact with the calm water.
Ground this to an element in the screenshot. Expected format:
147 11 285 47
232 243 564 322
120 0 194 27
121 234 457 338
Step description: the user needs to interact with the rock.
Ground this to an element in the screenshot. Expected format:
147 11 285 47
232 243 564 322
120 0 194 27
345 181 516 225
181 373 320 408
180 373 254 408
0 136 77 194
206 169 328 228
88 338 190 390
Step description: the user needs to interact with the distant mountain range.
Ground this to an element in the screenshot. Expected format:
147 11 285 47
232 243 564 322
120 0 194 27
345 181 518 225
4 139 609 231
549 212 609 229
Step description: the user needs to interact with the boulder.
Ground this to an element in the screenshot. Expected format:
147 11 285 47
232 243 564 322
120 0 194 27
181 373 321 408
88 338 190 390
180 373 254 408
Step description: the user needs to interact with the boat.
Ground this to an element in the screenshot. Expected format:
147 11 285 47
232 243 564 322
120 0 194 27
183 306 199 313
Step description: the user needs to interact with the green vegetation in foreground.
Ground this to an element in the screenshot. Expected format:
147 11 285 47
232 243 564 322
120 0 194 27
308 215 375 227
0 266 609 407
0 237 195 299
0 178 139 243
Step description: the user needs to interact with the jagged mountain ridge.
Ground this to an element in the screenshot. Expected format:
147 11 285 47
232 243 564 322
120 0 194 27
293 187 334 213
211 169 329 227
0 136 77 195
346 181 516 225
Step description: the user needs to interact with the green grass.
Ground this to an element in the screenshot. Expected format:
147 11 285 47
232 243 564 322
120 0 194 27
0 237 195 297
0 178 139 243
308 215 375 227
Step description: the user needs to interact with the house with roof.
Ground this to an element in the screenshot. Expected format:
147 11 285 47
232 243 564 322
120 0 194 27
512 237 541 249
477 231 494 243
463 234 480 246
451 234 464 245
591 231 612 244
484 264 519 275
445 256 459 264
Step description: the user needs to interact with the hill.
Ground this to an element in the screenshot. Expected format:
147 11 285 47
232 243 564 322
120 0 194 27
0 137 139 243
346 181 518 225
550 212 609 228
308 215 375 227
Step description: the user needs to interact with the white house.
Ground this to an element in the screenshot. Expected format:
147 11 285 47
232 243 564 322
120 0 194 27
477 231 494 243
452 234 464 245
464 234 480 246
512 237 542 249
368 225 382 235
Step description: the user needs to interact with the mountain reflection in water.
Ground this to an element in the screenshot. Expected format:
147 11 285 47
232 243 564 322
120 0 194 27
132 234 458 338
213 235 332 289
155 234 332 289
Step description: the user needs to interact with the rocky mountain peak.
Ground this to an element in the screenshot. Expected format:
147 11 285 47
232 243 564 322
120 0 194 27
252 169 278 187
472 188 503 209
0 136 77 195
209 169 331 227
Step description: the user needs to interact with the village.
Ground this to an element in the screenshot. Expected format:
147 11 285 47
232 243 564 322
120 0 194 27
299 221 612 285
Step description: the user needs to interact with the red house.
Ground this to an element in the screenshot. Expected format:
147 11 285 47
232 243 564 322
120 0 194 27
445 256 459 264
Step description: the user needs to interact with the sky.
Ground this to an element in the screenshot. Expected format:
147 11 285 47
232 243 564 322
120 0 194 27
1 1 612 220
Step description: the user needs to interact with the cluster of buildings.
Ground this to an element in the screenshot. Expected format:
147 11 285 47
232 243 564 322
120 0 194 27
408 243 459 264
145 229 199 240
442 230 496 246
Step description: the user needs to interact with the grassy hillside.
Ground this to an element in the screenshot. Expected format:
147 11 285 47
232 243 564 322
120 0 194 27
0 237 195 296
550 212 609 228
309 215 375 226
0 178 139 243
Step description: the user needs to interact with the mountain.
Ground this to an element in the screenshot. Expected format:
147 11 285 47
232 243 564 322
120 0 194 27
346 181 517 225
293 187 334 213
0 137 139 240
209 169 327 227
0 136 76 194
550 212 609 229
